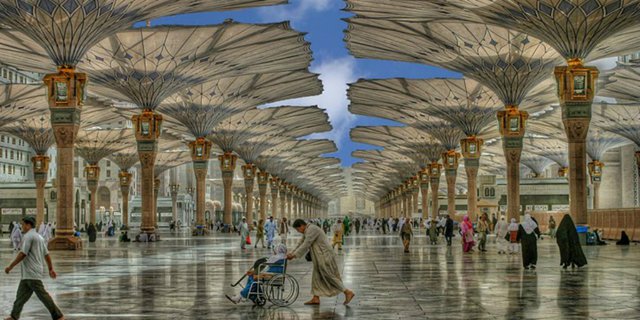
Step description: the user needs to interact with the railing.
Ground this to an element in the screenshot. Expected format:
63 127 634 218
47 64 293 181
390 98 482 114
529 208 640 242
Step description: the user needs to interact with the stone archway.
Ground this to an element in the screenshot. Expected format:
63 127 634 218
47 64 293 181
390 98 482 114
97 186 111 209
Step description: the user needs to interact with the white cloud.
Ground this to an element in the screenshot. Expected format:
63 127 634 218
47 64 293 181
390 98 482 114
264 56 359 148
258 0 332 22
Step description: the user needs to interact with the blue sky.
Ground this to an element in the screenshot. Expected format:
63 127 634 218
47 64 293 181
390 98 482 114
151 0 460 166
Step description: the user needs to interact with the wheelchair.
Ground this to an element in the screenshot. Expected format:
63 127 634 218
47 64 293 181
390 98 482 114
230 259 299 307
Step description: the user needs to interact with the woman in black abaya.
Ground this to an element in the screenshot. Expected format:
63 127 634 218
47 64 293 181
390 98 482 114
555 214 587 269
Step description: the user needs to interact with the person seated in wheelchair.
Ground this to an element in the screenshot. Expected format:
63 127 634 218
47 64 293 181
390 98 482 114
226 244 287 304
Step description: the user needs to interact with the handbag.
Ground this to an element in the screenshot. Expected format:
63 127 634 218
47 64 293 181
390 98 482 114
305 251 312 262
246 235 251 245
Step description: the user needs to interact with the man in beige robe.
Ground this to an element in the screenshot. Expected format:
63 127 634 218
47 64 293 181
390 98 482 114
287 219 355 305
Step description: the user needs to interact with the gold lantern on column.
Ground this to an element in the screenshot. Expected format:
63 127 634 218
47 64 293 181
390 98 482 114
497 105 528 139
428 162 442 178
43 67 88 108
119 170 132 187
189 137 212 161
441 150 460 170
242 163 257 180
132 109 163 142
218 152 237 172
412 175 419 190
85 165 100 182
270 176 280 191
460 136 483 159
558 167 569 178
555 59 599 106
32 155 50 178
588 160 604 183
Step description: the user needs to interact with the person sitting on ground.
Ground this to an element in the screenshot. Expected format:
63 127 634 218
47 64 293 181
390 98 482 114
226 244 287 304
119 231 131 243
593 229 607 245
617 231 630 245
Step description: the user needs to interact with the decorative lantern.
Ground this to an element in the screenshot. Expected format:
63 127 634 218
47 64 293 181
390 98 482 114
118 170 132 187
270 177 280 190
170 184 180 194
588 161 604 183
218 152 237 172
497 105 528 138
257 170 270 185
460 136 483 159
189 137 211 161
419 168 430 184
132 109 162 142
441 150 460 170
428 162 442 178
31 155 50 174
242 163 256 180
186 186 194 196
42 67 87 108
555 59 599 105
85 165 100 181
558 167 569 178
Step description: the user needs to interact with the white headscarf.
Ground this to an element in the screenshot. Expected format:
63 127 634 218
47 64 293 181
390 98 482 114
267 244 288 263
521 214 538 234
508 218 519 232
11 222 21 240
495 217 509 237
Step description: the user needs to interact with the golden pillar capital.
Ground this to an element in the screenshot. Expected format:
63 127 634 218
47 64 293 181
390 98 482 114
428 162 442 183
43 67 87 109
442 150 460 173
132 109 163 143
270 177 281 194
119 170 132 188
219 152 237 173
257 170 269 185
554 61 599 108
558 167 569 178
460 136 483 160
32 155 50 181
85 164 100 192
588 160 604 183
189 137 212 162
497 105 528 142
242 163 257 181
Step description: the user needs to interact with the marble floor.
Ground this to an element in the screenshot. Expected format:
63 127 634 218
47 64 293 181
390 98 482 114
0 229 639 320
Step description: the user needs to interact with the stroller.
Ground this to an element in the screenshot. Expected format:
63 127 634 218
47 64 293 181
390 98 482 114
230 258 299 307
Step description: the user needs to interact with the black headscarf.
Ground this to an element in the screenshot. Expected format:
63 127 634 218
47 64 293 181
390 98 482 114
617 231 630 245
87 223 97 243
555 214 587 268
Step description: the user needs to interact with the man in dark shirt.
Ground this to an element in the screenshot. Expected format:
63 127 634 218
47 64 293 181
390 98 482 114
444 215 454 246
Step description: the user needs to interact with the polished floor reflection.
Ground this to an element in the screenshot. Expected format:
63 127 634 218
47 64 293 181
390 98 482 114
1 230 638 319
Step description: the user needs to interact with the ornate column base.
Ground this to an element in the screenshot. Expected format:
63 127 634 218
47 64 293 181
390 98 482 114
48 236 82 250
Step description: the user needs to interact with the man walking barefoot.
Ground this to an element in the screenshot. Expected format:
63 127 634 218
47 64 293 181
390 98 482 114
4 216 64 320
